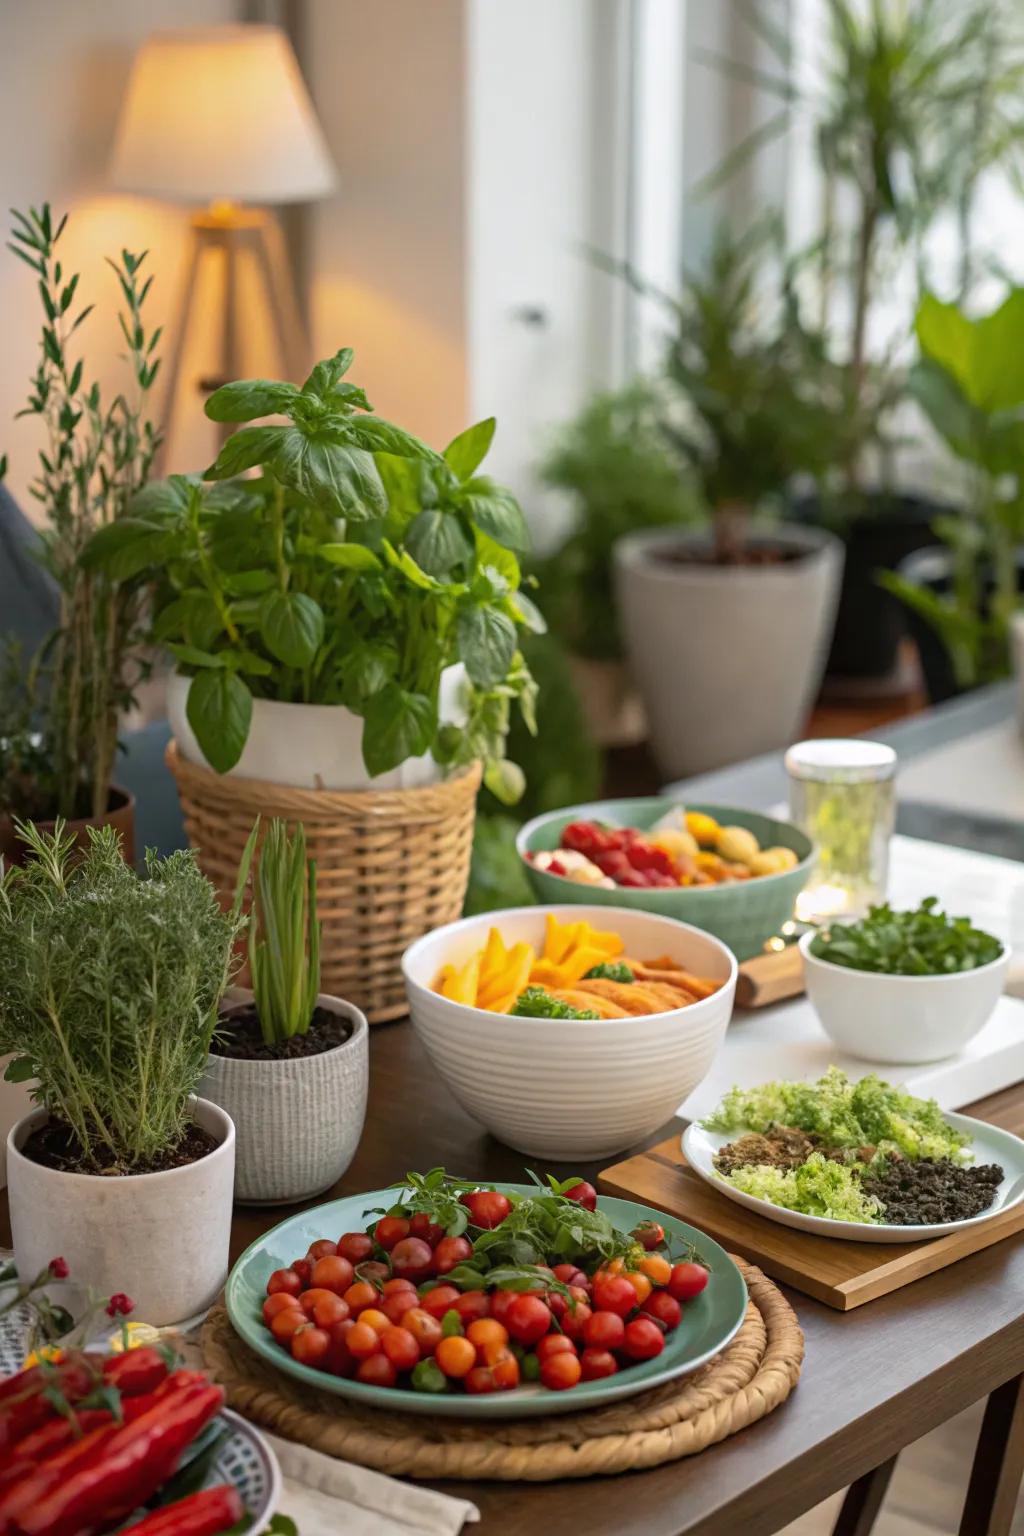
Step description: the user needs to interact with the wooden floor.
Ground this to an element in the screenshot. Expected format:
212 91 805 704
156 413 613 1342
781 1401 1023 1534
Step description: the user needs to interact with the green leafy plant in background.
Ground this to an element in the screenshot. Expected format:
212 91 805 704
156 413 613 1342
880 289 1024 688
85 350 540 795
0 821 246 1173
241 818 321 1046
1 206 162 819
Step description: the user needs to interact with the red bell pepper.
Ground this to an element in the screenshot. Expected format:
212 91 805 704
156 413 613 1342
102 1347 169 1397
0 1408 110 1492
117 1486 245 1536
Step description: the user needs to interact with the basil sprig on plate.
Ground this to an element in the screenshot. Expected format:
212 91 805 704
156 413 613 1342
810 897 1002 976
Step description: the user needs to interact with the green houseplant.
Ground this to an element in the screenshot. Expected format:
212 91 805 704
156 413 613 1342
0 206 161 849
0 820 246 1323
201 817 368 1203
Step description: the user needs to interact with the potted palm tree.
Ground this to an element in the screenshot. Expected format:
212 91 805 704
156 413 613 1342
201 818 368 1204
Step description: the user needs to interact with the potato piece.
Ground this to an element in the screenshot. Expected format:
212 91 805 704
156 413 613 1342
650 828 700 864
716 825 760 865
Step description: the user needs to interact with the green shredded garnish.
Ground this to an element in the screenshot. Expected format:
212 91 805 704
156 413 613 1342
584 961 634 983
511 987 599 1020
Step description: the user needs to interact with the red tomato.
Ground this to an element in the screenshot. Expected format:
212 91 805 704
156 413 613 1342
540 1351 583 1390
536 1334 577 1363
311 1294 350 1328
337 1232 374 1265
464 1365 499 1394
467 1318 509 1351
270 1308 308 1343
485 1347 521 1390
505 1294 552 1346
592 1274 638 1318
290 1259 312 1287
461 1190 512 1229
561 1302 592 1342
433 1235 473 1274
356 1353 397 1388
358 1261 391 1285
551 1264 587 1288
621 1317 665 1361
453 1290 491 1323
359 1308 390 1336
326 1318 356 1376
291 1326 331 1367
382 1277 417 1295
307 1239 338 1262
668 1263 709 1301
266 1268 302 1298
310 1255 355 1295
642 1290 682 1331
563 1181 597 1211
390 1237 435 1282
580 1347 618 1381
633 1220 665 1251
436 1335 476 1378
583 1310 625 1350
489 1290 518 1326
380 1325 420 1371
343 1281 379 1314
383 1290 420 1324
262 1293 302 1324
345 1321 382 1360
420 1284 462 1319
409 1212 445 1246
299 1287 338 1317
374 1216 411 1251
403 1308 443 1354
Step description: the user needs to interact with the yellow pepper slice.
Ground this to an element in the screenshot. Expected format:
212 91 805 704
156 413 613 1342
477 940 535 1010
436 951 482 1006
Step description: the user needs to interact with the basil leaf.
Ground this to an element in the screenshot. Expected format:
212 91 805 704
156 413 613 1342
457 603 517 687
345 415 441 462
220 569 277 595
484 758 526 805
506 590 546 634
459 478 530 551
186 669 253 773
339 641 399 705
362 685 437 777
473 528 520 589
259 591 325 667
271 427 386 518
317 542 382 571
129 474 198 517
204 379 299 422
4 1057 35 1083
81 520 175 580
168 643 226 669
405 508 474 577
205 425 287 480
381 540 444 591
443 418 496 481
302 347 354 397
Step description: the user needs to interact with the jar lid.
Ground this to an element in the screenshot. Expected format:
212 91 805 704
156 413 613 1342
784 738 897 783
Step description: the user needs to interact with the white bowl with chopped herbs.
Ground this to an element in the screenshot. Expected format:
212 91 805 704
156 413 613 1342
799 899 1009 1065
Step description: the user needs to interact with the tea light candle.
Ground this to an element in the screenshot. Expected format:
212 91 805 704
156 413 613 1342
785 739 897 923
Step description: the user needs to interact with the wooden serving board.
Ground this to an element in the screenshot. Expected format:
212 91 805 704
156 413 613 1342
599 1135 1024 1311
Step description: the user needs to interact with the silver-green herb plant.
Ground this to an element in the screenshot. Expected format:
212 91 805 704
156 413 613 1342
0 821 248 1173
244 818 322 1046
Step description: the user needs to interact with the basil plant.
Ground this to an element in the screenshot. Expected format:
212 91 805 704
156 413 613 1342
85 347 541 800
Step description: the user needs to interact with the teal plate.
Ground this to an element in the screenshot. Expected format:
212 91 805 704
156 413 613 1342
226 1184 748 1419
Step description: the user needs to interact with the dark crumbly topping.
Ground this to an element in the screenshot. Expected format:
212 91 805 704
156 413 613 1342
862 1157 1003 1225
714 1122 876 1176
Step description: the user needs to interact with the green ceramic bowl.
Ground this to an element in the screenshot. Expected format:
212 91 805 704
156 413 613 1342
516 798 814 961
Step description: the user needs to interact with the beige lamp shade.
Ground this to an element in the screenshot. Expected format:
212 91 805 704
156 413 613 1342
109 24 336 205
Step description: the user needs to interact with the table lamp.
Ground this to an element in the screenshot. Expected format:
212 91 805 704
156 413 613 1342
109 23 336 450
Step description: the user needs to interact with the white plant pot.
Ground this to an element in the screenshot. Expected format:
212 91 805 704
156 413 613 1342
0 1059 34 1192
166 663 469 790
615 526 844 780
200 992 369 1204
7 1098 235 1327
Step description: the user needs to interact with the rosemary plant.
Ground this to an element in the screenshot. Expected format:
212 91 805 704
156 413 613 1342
4 205 162 819
0 821 246 1173
244 819 322 1046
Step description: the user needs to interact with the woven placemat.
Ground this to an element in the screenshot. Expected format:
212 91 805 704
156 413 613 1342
200 1260 803 1480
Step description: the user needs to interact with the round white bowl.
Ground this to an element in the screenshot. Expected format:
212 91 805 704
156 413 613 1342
800 929 1010 1065
402 904 737 1160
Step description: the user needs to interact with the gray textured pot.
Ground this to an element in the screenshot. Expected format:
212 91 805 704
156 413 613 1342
7 1098 235 1327
615 525 844 779
200 992 369 1205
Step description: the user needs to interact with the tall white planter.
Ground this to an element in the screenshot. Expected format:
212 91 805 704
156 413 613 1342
200 993 369 1204
615 526 843 780
7 1098 235 1327
166 664 468 791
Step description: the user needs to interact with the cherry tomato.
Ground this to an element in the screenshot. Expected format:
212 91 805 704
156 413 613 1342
345 1321 382 1360
583 1310 625 1350
642 1291 682 1331
357 1261 391 1285
433 1235 473 1274
621 1317 665 1361
312 1293 351 1329
310 1255 355 1295
289 1259 312 1287
267 1268 302 1298
271 1307 308 1343
420 1284 462 1319
464 1365 499 1394
436 1335 477 1379
625 1270 653 1305
505 1294 552 1346
551 1264 588 1288
637 1253 672 1287
262 1293 302 1324
489 1290 518 1326
307 1239 338 1262
358 1307 390 1336
383 1290 420 1324
326 1318 356 1376
403 1307 443 1354
299 1287 340 1317
561 1302 592 1342
536 1334 577 1363
380 1325 420 1371
633 1220 665 1251
337 1232 374 1265
382 1277 417 1295
540 1351 583 1390
563 1181 597 1212
374 1216 411 1251
461 1190 512 1229
390 1237 435 1282
343 1281 380 1314
453 1291 491 1324
483 1346 520 1389
291 1325 331 1367
466 1318 508 1352
356 1353 397 1387
409 1212 445 1246
580 1347 618 1381
591 1274 638 1318
668 1263 709 1302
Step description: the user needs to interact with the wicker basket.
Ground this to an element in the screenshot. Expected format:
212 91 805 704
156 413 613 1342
167 741 481 1023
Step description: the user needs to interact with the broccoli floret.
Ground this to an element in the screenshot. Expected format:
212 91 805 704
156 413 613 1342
511 987 599 1020
584 961 635 983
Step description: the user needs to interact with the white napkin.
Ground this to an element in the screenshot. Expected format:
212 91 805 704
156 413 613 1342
265 1433 480 1536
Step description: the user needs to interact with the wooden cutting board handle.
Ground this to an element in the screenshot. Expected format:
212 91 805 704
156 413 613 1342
736 945 804 1008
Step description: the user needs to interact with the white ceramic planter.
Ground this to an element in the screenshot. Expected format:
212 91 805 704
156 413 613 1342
7 1098 235 1327
0 1059 35 1192
166 663 469 790
615 526 844 779
200 992 369 1204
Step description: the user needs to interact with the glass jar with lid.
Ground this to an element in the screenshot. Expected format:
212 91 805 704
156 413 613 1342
785 739 897 923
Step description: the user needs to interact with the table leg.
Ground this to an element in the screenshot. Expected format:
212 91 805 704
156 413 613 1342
959 1374 1024 1536
830 1456 897 1536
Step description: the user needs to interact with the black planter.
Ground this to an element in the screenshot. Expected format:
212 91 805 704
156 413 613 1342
794 492 946 681
894 545 1021 705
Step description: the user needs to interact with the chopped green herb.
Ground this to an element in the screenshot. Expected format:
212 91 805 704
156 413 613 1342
809 898 1002 976
719 1154 882 1224
511 986 599 1020
584 961 635 983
